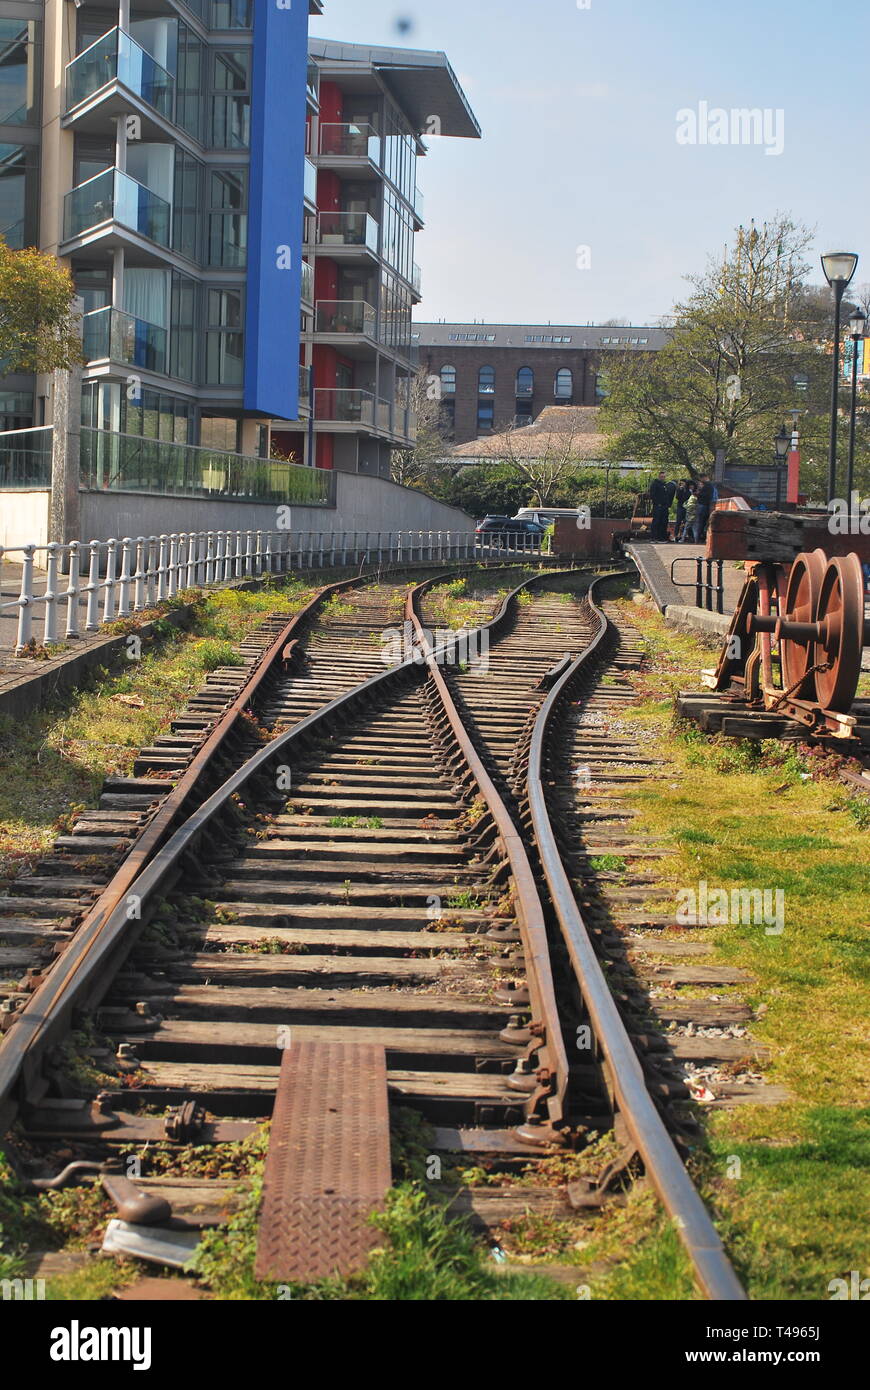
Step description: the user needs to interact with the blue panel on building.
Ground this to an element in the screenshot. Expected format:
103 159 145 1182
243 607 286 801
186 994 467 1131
244 0 308 420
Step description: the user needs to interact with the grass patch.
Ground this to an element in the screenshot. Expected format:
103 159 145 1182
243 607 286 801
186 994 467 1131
0 580 314 878
600 597 870 1297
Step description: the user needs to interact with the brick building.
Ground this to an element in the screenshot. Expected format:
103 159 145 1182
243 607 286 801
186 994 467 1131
414 322 669 445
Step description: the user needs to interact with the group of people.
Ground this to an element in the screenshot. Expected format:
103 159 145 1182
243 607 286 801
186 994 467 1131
649 472 718 543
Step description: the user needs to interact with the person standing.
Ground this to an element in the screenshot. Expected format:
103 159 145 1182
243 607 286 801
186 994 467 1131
694 474 715 542
649 471 670 541
682 484 698 541
674 478 692 540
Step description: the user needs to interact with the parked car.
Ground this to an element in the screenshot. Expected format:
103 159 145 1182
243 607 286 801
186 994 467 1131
513 507 579 527
476 515 546 536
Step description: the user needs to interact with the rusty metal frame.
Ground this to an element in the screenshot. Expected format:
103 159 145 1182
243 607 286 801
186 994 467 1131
525 572 747 1301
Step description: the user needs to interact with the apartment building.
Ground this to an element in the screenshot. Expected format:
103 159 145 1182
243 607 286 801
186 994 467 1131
415 322 670 445
0 4 479 478
280 39 479 477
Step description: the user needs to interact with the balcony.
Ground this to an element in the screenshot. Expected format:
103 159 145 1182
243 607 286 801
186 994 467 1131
314 300 376 338
299 364 311 403
80 428 336 505
314 388 375 427
301 259 314 305
63 168 170 247
314 211 379 254
411 262 422 298
318 122 380 168
82 306 168 375
303 156 317 207
413 184 424 225
65 28 173 120
306 61 319 107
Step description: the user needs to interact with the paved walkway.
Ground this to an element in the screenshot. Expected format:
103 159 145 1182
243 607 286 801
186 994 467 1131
626 541 748 615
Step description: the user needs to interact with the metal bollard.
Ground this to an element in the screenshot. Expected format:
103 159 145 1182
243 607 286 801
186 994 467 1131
44 543 60 645
118 538 133 617
103 537 117 623
14 544 35 654
65 541 81 638
85 540 102 631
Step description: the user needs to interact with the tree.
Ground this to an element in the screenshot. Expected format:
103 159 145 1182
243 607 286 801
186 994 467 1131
391 367 451 490
0 241 81 372
600 216 828 478
440 462 529 518
492 422 603 504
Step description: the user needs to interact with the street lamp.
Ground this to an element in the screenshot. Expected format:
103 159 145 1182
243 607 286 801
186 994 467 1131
821 250 859 502
774 424 790 460
846 305 866 501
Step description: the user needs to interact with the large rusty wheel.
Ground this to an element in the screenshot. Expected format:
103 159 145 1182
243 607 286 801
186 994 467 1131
814 554 865 714
780 548 828 700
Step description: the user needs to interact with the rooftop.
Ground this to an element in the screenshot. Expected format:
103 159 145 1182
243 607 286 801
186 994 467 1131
414 323 670 350
308 39 481 140
452 406 609 460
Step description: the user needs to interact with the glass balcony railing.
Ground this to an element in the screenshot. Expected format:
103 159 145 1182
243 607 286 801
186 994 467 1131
65 27 173 118
318 122 380 163
82 306 168 374
299 364 311 402
301 260 314 304
315 211 379 253
306 62 319 105
314 300 376 337
303 156 317 205
0 426 53 489
412 262 422 295
314 388 375 426
63 168 170 245
413 185 424 220
80 428 336 505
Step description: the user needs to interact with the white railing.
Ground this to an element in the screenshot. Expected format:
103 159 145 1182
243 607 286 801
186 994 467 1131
0 528 544 657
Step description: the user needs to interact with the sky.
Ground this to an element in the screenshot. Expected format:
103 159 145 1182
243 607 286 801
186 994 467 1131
310 0 870 327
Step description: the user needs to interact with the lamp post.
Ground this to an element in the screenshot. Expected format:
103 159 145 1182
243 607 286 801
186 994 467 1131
774 425 790 507
846 306 866 502
821 251 859 502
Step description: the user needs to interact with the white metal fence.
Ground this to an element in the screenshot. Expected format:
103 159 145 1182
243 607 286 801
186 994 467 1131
0 527 545 656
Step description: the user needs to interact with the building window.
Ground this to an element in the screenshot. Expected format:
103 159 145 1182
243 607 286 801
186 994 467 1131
516 366 533 398
172 149 202 262
440 363 456 395
594 374 609 402
0 143 37 247
207 168 247 267
205 287 244 384
211 50 251 149
477 400 494 432
554 368 573 400
0 390 33 430
0 20 40 126
478 365 495 394
211 0 252 27
440 398 455 438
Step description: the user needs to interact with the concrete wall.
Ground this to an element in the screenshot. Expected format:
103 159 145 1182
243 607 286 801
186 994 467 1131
0 491 50 549
78 470 475 541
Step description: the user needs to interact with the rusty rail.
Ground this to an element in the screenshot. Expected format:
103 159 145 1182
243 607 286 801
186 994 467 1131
405 582 570 1133
0 568 451 1125
524 571 747 1300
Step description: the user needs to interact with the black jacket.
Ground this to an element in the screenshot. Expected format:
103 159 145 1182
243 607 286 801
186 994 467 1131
650 479 670 506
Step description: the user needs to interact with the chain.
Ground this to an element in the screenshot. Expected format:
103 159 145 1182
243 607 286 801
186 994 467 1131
771 658 832 710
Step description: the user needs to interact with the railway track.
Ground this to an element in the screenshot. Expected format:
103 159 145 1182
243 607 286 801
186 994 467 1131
0 566 746 1300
